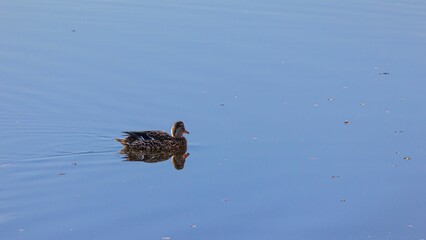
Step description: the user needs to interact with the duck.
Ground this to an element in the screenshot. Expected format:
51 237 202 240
115 121 189 151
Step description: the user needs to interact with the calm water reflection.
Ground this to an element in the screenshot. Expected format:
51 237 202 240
1 0 426 239
120 148 189 170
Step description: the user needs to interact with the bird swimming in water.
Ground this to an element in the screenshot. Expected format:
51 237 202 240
115 121 189 151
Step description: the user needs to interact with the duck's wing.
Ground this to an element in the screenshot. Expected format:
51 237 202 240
123 130 173 141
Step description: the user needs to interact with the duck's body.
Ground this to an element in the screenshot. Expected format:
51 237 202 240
115 121 189 151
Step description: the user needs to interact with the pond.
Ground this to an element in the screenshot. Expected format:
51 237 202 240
1 0 426 239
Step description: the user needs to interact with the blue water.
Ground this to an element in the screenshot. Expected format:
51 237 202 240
1 0 426 239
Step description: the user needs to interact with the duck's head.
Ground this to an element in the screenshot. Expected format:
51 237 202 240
171 121 189 138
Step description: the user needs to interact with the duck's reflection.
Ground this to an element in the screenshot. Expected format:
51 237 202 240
120 148 190 170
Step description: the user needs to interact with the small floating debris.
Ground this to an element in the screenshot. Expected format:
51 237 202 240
331 176 340 179
72 162 77 166
71 29 76 32
251 137 258 140
394 130 404 134
403 156 411 161
360 102 366 107
392 164 398 167
340 199 347 203
219 103 225 106
406 224 414 228
162 237 171 240
58 172 66 176
376 72 390 80
396 151 401 154
313 103 319 107
221 198 229 203
190 224 197 229
344 120 350 125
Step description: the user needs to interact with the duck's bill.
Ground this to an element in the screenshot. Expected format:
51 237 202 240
184 130 190 134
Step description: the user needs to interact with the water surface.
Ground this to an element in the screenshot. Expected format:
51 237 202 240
1 0 426 239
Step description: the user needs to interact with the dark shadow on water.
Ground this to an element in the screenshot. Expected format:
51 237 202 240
119 148 190 170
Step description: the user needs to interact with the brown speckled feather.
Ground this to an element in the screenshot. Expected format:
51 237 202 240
115 121 189 151
123 131 173 142
116 132 186 151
